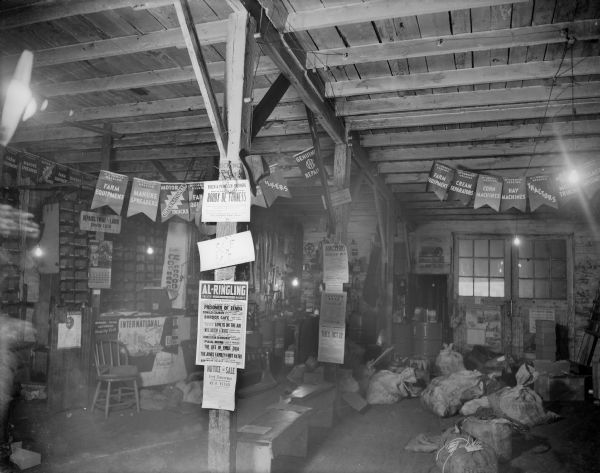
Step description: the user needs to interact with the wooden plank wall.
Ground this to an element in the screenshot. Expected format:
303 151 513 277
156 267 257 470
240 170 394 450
411 219 600 360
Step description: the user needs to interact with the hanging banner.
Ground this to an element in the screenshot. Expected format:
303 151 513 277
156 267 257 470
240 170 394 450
447 169 478 205
251 185 268 208
19 154 39 183
80 211 122 234
128 178 160 221
426 162 454 201
88 240 113 289
201 180 251 222
53 165 69 184
473 174 503 211
196 281 248 368
202 365 237 411
500 176 527 212
554 170 579 205
161 221 191 310
91 170 128 215
527 175 558 211
293 147 320 181
580 159 600 199
38 157 57 184
2 150 18 186
188 182 204 224
318 291 347 364
68 169 84 186
259 168 291 207
160 182 190 222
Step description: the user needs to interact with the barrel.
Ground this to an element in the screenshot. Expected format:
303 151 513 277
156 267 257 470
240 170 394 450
413 322 443 359
392 323 413 358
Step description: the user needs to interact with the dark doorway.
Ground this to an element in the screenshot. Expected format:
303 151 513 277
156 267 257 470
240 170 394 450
408 274 451 343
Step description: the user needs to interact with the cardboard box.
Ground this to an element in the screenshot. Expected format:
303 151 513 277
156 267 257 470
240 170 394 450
534 374 586 401
533 360 570 376
10 446 41 470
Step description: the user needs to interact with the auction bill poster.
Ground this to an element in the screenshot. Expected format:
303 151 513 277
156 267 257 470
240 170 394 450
202 364 237 411
196 281 248 368
318 291 347 364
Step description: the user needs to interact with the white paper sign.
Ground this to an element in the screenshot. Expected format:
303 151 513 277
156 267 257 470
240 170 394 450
330 188 352 207
79 211 122 234
529 307 555 333
323 243 349 286
202 365 237 411
196 281 248 368
197 231 255 272
201 180 251 222
57 312 82 349
318 325 345 364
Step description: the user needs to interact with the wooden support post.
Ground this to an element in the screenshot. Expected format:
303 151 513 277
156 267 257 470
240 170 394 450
333 142 351 244
208 9 259 473
306 106 336 235
174 0 228 157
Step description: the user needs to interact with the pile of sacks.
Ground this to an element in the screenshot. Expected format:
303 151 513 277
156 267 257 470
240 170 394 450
406 345 560 472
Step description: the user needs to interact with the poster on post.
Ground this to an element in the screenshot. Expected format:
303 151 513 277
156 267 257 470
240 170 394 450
196 281 248 368
202 365 237 411
318 291 347 364
88 240 113 289
57 311 82 349
323 243 348 290
197 230 255 272
201 180 251 222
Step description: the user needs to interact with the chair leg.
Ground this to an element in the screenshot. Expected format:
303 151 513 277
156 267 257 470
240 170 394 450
133 379 140 413
91 381 102 413
105 381 112 419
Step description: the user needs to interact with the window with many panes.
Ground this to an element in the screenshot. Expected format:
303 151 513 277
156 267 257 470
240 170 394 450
518 239 566 299
458 238 505 297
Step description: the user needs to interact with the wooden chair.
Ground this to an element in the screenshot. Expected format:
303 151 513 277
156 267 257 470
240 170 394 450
91 339 140 418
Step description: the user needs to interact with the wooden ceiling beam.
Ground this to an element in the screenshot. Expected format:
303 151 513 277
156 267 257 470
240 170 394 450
251 74 290 141
336 82 600 117
370 137 600 162
281 0 529 32
36 56 278 97
378 153 599 175
348 98 600 130
6 22 229 68
0 0 172 30
327 57 600 97
307 20 600 69
241 0 346 144
175 0 228 158
151 160 178 181
362 119 600 147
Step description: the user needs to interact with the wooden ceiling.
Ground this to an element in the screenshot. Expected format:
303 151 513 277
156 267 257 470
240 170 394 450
1 0 599 224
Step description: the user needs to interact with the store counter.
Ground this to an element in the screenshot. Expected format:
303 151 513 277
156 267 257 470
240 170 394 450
94 312 196 387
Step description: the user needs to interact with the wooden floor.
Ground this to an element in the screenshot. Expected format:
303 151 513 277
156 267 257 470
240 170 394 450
10 388 600 473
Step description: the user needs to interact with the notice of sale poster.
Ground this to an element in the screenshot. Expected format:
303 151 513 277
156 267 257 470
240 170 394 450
202 365 237 411
196 281 248 368
323 243 349 290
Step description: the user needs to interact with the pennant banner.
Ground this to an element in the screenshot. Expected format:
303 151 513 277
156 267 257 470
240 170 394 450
293 147 320 181
554 171 578 205
19 154 39 183
474 174 503 211
160 182 190 222
580 160 600 199
91 170 128 214
527 174 558 211
2 150 18 185
500 177 527 212
427 162 454 201
128 178 160 221
259 168 291 207
38 157 57 184
188 182 204 224
448 169 478 206
54 165 69 184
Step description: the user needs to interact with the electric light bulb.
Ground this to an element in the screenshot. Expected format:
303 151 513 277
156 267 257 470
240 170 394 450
568 169 579 184
33 245 43 257
513 235 521 246
146 246 154 255
291 277 299 287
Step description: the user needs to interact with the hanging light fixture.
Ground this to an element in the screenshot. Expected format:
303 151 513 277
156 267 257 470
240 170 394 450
1 50 35 146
